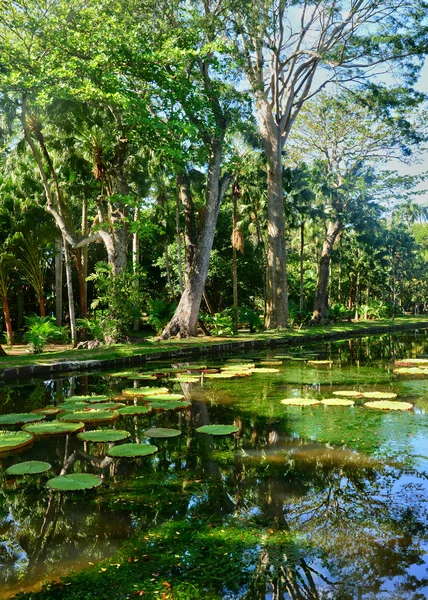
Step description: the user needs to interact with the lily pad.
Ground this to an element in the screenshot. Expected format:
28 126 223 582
23 421 85 436
281 398 321 406
58 410 119 423
204 373 239 379
394 358 428 366
277 355 307 361
185 365 207 370
259 360 282 366
226 358 255 363
364 400 413 411
67 395 108 403
143 393 185 402
249 368 280 374
393 367 428 375
124 374 157 381
31 407 60 416
6 461 51 475
58 401 89 411
321 398 355 406
332 390 363 398
108 443 158 458
77 429 131 443
86 402 125 410
307 360 333 366
222 364 256 371
0 431 33 453
107 371 140 378
47 473 102 491
196 425 239 435
149 400 191 411
122 387 169 396
143 427 181 438
0 413 46 426
170 377 200 383
117 405 152 416
362 392 398 399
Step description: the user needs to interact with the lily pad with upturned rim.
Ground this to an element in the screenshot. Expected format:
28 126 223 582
58 410 119 423
362 392 398 399
143 393 185 402
124 374 157 381
47 473 102 491
6 461 51 475
204 373 239 379
321 398 355 407
281 398 320 407
77 429 131 443
259 360 283 366
122 387 169 396
86 402 125 410
117 405 152 416
0 413 46 426
332 391 363 398
108 443 158 458
393 367 428 375
364 400 413 411
249 368 280 374
196 425 239 436
222 364 256 371
149 400 191 411
22 421 85 436
0 431 33 453
143 427 181 438
67 395 108 403
58 401 88 411
31 407 60 416
170 377 200 383
307 360 333 366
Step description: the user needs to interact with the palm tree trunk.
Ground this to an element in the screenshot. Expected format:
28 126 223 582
232 188 239 334
299 220 305 313
132 206 140 332
55 236 63 326
63 237 77 347
38 291 46 317
2 296 13 345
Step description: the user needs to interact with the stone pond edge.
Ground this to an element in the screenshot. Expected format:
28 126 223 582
3 320 428 380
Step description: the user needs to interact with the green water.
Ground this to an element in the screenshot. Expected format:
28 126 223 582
1 332 428 599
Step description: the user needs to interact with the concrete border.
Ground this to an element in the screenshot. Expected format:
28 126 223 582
3 320 428 380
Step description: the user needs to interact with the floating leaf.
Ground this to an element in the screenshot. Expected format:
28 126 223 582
332 391 363 398
226 358 255 363
67 395 108 403
362 392 398 399
143 393 185 402
23 421 85 436
276 355 307 361
222 364 256 371
122 387 169 396
394 359 428 366
108 443 158 458
124 374 157 381
204 373 239 379
86 402 125 410
249 368 280 374
393 367 428 375
143 428 181 438
58 401 88 411
196 425 239 435
0 413 46 426
185 365 207 370
321 398 355 406
364 401 413 411
307 360 333 366
259 360 282 366
149 400 190 411
170 377 200 383
117 406 152 416
31 407 60 416
58 410 119 423
281 398 320 406
107 371 140 378
0 431 33 452
47 473 102 491
77 430 131 443
6 461 51 475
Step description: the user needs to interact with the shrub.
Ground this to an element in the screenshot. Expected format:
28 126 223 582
24 315 67 354
147 299 177 334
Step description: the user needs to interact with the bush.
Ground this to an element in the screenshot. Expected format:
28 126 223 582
76 316 104 341
147 299 177 334
329 303 353 322
238 306 263 332
203 311 235 336
24 315 67 354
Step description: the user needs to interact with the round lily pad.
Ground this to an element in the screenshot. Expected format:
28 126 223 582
393 367 427 375
149 400 190 411
125 374 157 381
364 400 413 411
58 410 119 423
67 395 108 403
77 429 131 443
122 387 169 396
249 368 280 374
47 473 102 491
22 421 85 436
6 461 51 475
332 391 363 398
259 360 282 366
222 364 256 371
196 425 239 436
204 373 239 379
321 398 355 406
86 402 125 410
107 371 140 378
170 377 200 383
281 398 321 406
185 365 207 370
226 358 255 363
58 401 88 411
117 405 152 416
108 443 158 458
0 413 46 426
394 359 428 366
362 392 398 399
143 427 181 438
0 431 33 453
143 393 185 402
307 360 333 366
31 406 60 416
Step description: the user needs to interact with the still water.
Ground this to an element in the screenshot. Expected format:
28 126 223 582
2 332 428 599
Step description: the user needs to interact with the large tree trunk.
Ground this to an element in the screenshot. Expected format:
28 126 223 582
312 220 342 323
299 220 305 313
162 144 231 338
55 236 63 326
176 191 184 293
79 198 88 316
178 173 197 281
132 206 140 332
63 237 77 348
38 291 46 317
258 100 288 329
100 225 128 275
2 296 13 345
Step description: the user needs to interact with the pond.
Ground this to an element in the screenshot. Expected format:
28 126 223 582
2 331 428 599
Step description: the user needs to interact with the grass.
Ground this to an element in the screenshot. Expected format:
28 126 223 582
1 315 427 374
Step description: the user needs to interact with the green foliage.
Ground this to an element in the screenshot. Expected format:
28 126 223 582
107 443 158 458
328 303 353 322
24 315 67 354
46 473 102 491
77 430 131 443
238 306 263 332
0 412 45 425
76 316 104 341
203 311 235 336
147 299 177 334
0 430 33 452
22 422 85 436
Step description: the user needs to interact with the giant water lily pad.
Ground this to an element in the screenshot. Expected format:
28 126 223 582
226 358 255 363
125 374 157 381
395 358 428 366
185 365 207 370
117 405 152 416
108 443 158 458
31 407 60 416
107 371 140 378
364 400 413 411
332 391 363 398
6 461 51 475
222 364 256 371
196 425 239 436
249 367 280 374
86 402 125 410
58 401 88 411
143 427 181 438
321 398 355 407
259 360 282 366
0 413 46 426
58 410 119 423
281 398 320 407
122 387 169 396
67 395 108 403
77 429 131 443
47 473 102 491
149 400 190 411
23 421 85 436
362 391 398 399
0 431 33 453
204 373 240 379
143 393 185 402
307 360 333 366
393 367 428 375
170 377 200 383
